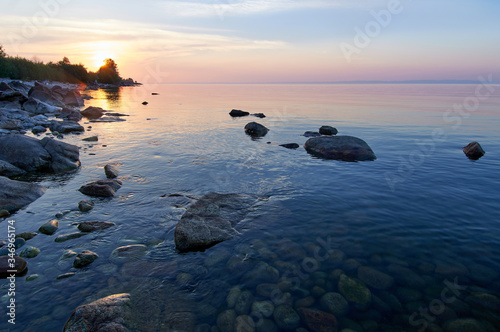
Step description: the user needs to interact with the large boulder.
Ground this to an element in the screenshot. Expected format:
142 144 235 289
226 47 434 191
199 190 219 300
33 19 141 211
175 192 267 252
230 109 249 117
244 122 269 137
0 176 46 212
28 83 65 107
0 134 51 172
63 90 84 107
23 97 62 114
40 137 80 173
8 81 31 94
59 107 83 122
304 136 376 161
0 160 26 177
63 293 131 332
0 134 80 173
463 141 485 160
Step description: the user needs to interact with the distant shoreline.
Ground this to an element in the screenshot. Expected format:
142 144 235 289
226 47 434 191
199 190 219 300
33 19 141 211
155 80 500 85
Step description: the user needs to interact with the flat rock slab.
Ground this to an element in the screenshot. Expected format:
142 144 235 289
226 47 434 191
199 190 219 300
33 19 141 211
304 135 377 162
78 221 116 232
79 179 122 197
64 293 131 332
0 176 46 212
175 192 267 252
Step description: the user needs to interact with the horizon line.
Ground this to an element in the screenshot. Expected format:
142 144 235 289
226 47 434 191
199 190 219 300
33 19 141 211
160 79 500 85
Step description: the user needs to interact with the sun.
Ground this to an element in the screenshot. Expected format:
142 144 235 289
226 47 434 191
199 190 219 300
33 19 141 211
93 50 115 70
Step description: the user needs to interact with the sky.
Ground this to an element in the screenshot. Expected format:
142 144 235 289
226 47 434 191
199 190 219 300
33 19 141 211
0 0 499 83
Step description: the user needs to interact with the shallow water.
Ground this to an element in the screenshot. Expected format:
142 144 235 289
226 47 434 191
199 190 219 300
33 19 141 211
1 84 500 331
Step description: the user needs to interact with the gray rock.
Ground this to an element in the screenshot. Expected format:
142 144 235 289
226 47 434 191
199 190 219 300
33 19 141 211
297 308 339 332
79 179 122 197
56 272 76 280
251 301 274 318
40 137 80 173
273 305 300 330
19 246 40 258
174 192 267 252
0 255 27 278
463 141 485 160
73 250 99 268
0 160 26 177
252 113 266 118
104 164 119 178
23 97 61 114
49 120 84 134
338 274 372 310
244 122 269 137
319 125 338 136
78 200 94 212
28 84 65 107
357 266 394 290
304 135 376 161
320 292 349 316
279 143 300 149
63 293 130 332
63 91 84 107
39 219 59 235
54 232 87 243
31 125 47 134
110 244 147 263
59 107 83 122
0 134 51 172
15 232 37 241
81 106 105 119
14 237 25 249
78 221 116 232
0 176 45 212
235 315 255 332
230 109 249 117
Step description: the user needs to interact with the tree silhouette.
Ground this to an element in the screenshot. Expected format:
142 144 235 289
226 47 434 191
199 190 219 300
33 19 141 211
0 44 6 58
97 58 121 84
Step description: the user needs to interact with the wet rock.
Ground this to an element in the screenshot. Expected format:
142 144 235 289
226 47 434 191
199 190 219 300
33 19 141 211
319 126 338 136
78 200 94 212
0 209 9 218
235 290 254 315
338 274 372 310
49 120 84 134
19 246 40 258
205 249 231 267
298 308 338 332
273 305 300 330
28 83 65 107
63 293 131 332
243 261 279 285
110 244 147 263
217 309 236 332
73 250 99 268
235 315 255 332
142 101 148 105
463 142 485 160
0 255 28 278
14 237 25 249
15 232 37 241
303 131 321 137
82 135 98 142
244 122 269 137
387 264 426 288
40 137 80 173
56 272 76 280
23 97 62 114
63 90 84 107
104 164 119 178
256 319 278 332
80 106 105 119
230 109 249 117
26 274 39 281
78 221 116 232
39 219 59 235
305 136 376 161
79 179 123 197
174 192 267 252
251 301 274 318
467 292 500 312
357 266 394 290
443 318 495 332
252 113 266 118
320 292 349 316
0 160 26 177
54 232 87 243
0 176 45 212
279 143 300 149
59 107 83 122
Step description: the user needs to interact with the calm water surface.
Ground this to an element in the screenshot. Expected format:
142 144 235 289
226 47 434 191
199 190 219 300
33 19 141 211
1 84 499 331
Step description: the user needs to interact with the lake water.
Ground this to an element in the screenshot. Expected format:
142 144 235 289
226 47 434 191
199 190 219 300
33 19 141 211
1 84 500 331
